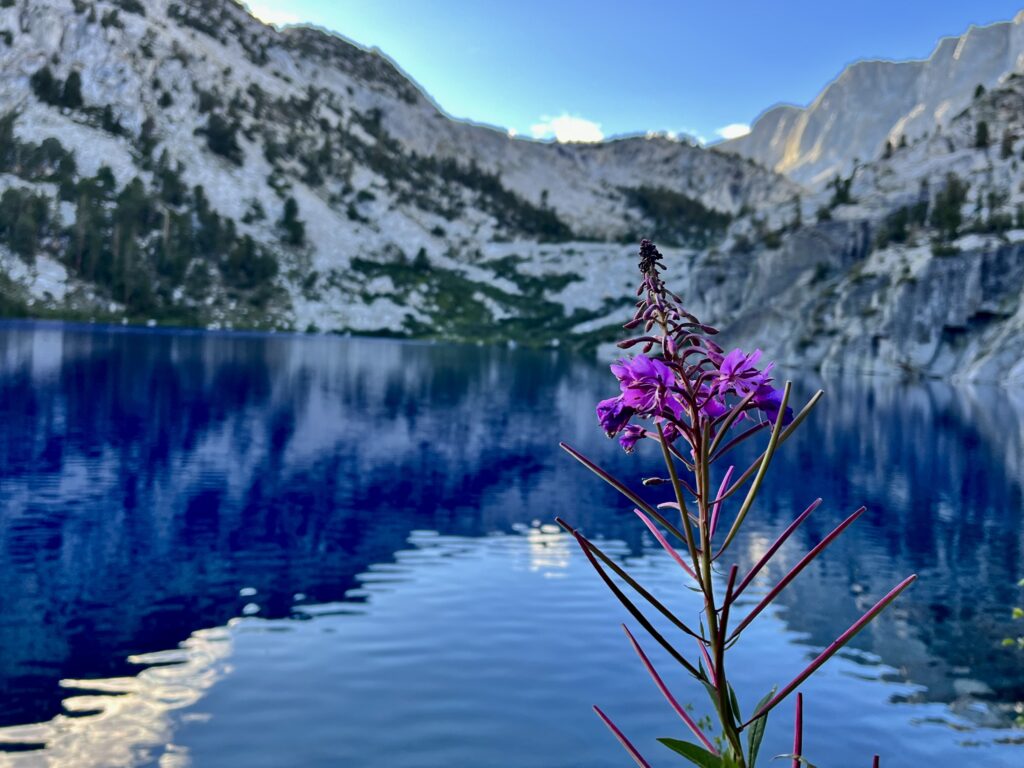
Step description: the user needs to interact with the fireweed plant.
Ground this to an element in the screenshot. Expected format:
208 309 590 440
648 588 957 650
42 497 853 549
557 240 917 768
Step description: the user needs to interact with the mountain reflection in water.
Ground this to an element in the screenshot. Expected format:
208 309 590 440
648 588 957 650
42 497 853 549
0 322 1020 766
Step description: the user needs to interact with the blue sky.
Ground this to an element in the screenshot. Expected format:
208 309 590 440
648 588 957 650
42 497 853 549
247 1 1024 143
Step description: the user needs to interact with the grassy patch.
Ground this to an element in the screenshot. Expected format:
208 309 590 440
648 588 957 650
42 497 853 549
349 256 611 347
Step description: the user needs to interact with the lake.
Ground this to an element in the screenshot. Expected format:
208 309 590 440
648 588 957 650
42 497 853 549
0 321 1021 768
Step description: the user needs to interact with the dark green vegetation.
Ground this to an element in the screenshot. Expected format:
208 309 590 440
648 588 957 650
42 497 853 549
0 113 285 325
344 252 620 349
929 173 970 242
198 113 244 165
874 200 929 249
342 109 573 241
623 186 732 247
30 67 83 110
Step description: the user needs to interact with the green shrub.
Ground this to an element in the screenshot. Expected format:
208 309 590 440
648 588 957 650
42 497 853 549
200 114 243 165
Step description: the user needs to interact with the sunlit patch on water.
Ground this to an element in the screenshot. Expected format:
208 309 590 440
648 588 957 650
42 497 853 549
0 628 231 767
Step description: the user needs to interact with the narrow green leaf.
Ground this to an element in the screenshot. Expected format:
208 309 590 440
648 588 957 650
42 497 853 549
658 738 724 768
727 683 742 724
746 687 776 767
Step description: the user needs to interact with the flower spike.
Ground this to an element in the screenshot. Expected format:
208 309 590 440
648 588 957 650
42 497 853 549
561 240 913 767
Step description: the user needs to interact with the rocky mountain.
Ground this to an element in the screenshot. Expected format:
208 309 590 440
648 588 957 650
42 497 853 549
0 0 793 343
693 75 1024 382
1 0 1024 382
719 12 1024 188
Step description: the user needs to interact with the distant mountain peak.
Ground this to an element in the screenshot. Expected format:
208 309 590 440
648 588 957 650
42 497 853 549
720 12 1024 188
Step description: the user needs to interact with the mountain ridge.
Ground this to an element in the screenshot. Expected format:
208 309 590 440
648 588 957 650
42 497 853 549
720 11 1024 187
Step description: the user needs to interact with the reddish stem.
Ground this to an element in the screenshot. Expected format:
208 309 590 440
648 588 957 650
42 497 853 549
792 692 803 768
708 465 734 541
634 509 698 580
731 498 823 603
728 507 866 642
696 639 716 686
593 705 652 768
742 574 918 726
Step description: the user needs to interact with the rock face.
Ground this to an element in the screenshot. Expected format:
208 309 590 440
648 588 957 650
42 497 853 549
692 77 1024 383
720 12 1024 188
1 0 1023 383
681 221 1024 383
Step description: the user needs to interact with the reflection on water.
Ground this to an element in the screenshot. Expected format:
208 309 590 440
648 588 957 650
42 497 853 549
0 322 1021 766
0 628 229 767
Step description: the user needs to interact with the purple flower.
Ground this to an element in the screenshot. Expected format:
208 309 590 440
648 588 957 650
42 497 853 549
659 420 681 445
753 383 793 425
713 348 774 399
597 396 634 437
697 385 730 420
612 355 676 416
619 425 646 453
662 394 687 422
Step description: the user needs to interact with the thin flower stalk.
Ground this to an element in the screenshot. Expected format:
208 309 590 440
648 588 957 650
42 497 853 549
792 693 803 768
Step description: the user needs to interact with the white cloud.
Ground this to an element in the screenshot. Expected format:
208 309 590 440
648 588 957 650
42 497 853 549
246 2 301 27
530 114 604 143
715 123 751 140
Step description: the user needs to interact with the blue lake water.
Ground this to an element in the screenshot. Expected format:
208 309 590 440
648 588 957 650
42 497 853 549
0 321 1021 767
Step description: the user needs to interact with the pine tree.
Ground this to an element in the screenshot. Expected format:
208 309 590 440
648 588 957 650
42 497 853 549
0 188 50 261
61 71 83 109
929 173 969 240
202 114 243 165
975 120 990 149
1001 130 1014 159
29 67 61 106
279 197 305 247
